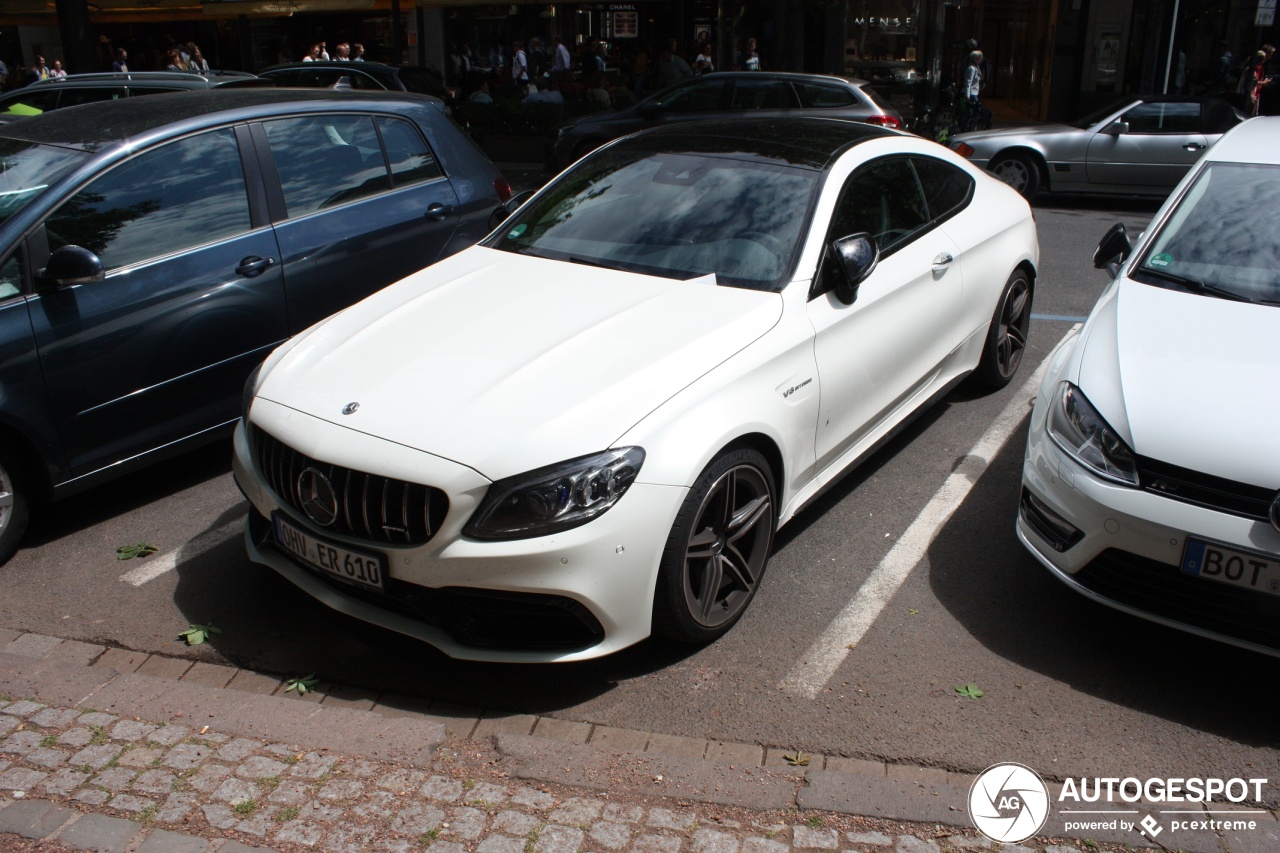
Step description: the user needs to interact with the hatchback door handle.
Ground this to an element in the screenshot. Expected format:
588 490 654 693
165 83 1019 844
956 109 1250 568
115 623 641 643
236 256 276 277
932 252 954 271
425 203 455 221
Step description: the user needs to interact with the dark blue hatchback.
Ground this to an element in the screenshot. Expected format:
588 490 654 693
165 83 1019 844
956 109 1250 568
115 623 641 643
0 88 511 563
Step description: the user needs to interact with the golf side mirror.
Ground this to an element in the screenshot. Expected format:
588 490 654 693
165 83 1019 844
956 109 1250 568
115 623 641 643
1093 223 1132 277
37 245 105 288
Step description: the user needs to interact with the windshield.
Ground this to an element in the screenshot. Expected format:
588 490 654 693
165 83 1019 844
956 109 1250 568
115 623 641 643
1072 98 1137 129
0 138 87 228
485 147 818 291
1135 161 1280 305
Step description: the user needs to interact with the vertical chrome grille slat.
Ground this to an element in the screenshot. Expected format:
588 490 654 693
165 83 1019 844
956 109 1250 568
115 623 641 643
248 426 447 546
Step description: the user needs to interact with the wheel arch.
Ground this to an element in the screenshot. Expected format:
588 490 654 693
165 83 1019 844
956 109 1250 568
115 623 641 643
720 432 785 520
0 420 53 504
990 146 1050 189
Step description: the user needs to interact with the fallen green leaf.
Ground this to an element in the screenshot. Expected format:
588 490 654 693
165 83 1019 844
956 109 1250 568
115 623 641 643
955 682 984 700
178 623 222 646
284 674 320 695
116 543 159 560
908 608 920 615
784 750 811 766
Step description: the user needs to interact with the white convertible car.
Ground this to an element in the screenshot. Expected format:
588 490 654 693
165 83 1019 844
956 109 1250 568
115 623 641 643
1018 116 1280 656
233 117 1039 662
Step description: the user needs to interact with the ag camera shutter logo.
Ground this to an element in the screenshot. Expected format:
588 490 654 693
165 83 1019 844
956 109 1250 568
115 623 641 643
968 762 1051 843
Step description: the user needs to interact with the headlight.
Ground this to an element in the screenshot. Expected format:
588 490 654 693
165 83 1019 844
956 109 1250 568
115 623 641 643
1047 382 1138 486
241 361 265 421
464 447 645 540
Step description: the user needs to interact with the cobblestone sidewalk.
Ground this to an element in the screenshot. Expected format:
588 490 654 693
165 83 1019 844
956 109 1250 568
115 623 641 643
2 696 1110 853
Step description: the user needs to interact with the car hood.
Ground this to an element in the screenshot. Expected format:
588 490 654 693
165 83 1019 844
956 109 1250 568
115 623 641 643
258 246 781 480
1077 279 1280 488
955 124 1077 145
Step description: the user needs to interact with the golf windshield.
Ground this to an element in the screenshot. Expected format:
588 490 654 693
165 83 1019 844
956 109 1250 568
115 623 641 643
1136 162 1280 306
487 148 818 292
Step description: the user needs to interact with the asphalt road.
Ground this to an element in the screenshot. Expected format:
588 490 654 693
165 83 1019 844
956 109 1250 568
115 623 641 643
6 192 1277 798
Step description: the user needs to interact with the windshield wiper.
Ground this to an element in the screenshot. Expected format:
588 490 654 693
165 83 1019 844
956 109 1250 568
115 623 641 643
1139 266 1255 303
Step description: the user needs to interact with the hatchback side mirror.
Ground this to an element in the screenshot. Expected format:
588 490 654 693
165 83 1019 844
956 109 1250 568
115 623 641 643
1092 222 1131 276
830 233 878 305
1102 119 1129 135
37 245 104 288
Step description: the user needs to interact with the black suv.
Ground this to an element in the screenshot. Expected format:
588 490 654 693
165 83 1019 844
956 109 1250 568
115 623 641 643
0 71 270 123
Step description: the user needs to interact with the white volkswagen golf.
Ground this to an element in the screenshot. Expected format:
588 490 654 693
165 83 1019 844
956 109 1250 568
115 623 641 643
234 118 1039 662
1018 116 1280 656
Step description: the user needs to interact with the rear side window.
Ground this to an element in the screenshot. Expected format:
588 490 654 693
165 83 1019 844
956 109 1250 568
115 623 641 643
45 128 252 271
912 157 973 223
795 81 858 108
263 114 391 216
376 116 442 186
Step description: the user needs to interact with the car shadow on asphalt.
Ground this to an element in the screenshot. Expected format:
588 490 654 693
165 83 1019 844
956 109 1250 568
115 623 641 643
23 437 235 548
925 425 1280 746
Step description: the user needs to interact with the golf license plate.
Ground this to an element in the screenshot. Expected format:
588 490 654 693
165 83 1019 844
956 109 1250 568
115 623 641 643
1181 538 1280 596
272 512 385 592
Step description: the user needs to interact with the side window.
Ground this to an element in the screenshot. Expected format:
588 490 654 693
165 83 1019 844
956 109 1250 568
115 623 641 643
829 158 929 255
731 79 793 110
263 114 391 216
0 250 23 300
45 128 252 272
662 80 728 113
0 90 60 117
794 82 857 109
348 71 388 90
1121 101 1201 134
124 88 189 99
59 87 125 107
376 117 442 187
911 157 974 223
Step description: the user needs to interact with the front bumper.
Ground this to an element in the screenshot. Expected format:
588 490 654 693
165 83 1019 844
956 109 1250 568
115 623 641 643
1017 392 1280 656
232 402 686 663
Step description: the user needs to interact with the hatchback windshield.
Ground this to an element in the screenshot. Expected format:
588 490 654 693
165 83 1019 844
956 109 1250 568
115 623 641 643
487 147 818 291
1136 161 1280 306
0 138 88 227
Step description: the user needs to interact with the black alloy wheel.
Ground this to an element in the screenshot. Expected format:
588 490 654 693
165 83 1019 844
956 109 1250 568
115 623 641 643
974 269 1032 390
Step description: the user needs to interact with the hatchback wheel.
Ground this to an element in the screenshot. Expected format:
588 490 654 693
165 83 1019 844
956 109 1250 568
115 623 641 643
653 448 775 644
973 269 1032 390
0 447 31 567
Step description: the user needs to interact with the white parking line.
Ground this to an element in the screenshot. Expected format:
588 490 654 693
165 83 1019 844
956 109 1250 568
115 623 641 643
779 333 1070 699
119 518 243 587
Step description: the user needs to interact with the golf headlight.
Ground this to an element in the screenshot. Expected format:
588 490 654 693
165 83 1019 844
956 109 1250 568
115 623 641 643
464 447 645 540
1047 382 1138 486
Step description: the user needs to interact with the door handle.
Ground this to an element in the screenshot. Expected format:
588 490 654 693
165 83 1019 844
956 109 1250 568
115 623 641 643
425 203 455 221
932 252 954 272
1183 143 1205 151
236 256 276 277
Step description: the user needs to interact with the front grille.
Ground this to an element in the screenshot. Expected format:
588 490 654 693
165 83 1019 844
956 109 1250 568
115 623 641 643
1075 549 1280 649
248 508 603 652
251 426 448 546
1137 455 1275 523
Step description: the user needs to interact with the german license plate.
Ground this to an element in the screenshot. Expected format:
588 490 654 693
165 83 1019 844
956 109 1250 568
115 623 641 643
1181 538 1280 596
272 512 385 592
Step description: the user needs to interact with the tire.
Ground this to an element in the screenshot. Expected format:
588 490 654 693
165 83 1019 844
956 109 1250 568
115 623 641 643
972 269 1033 391
989 153 1040 199
0 446 32 567
652 448 776 644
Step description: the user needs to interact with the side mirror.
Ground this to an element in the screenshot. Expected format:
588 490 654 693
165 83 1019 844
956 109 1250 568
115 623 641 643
488 190 536 229
1092 223 1131 276
37 245 104 288
1102 119 1129 135
830 233 878 305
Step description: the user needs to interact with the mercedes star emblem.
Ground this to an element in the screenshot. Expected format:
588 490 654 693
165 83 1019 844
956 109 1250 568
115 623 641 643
297 467 339 527
342 402 360 415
